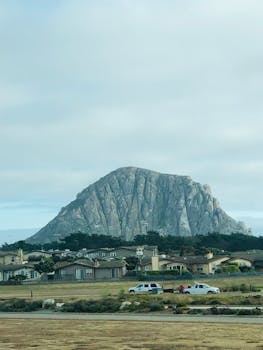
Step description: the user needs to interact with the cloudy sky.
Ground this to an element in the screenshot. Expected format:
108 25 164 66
1 0 263 244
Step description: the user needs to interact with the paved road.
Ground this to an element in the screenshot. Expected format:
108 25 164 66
0 311 262 324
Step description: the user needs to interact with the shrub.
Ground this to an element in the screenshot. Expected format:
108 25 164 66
63 298 121 313
210 307 236 315
147 270 179 276
240 284 250 293
174 306 190 314
0 299 42 312
149 303 163 312
237 308 262 316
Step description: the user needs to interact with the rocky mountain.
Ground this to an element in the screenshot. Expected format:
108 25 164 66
28 167 247 243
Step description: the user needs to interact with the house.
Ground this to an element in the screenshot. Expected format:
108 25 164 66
137 256 188 274
0 249 24 265
94 260 127 279
137 253 229 275
0 264 41 282
114 245 158 259
231 251 263 271
224 257 252 268
80 248 117 259
179 254 229 274
54 259 127 281
159 257 189 274
81 245 158 260
54 260 94 281
23 250 53 262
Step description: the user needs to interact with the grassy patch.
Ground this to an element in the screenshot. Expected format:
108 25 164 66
1 319 263 349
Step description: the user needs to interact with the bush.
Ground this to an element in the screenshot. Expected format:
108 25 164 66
237 308 262 316
210 307 236 315
147 270 179 276
63 298 121 313
222 284 260 293
149 303 163 311
0 299 42 312
174 306 190 314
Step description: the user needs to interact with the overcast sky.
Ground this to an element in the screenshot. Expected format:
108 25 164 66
1 0 263 243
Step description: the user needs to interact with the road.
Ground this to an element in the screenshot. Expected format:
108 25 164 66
0 311 262 324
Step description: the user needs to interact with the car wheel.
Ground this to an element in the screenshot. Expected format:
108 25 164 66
129 290 135 293
207 291 213 294
184 291 190 294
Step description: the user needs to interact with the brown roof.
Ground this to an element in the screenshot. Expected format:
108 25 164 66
231 251 263 262
0 264 34 272
54 259 125 270
54 259 94 270
0 251 18 257
97 260 126 268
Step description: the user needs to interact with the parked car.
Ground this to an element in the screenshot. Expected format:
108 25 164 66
183 282 220 295
128 282 163 293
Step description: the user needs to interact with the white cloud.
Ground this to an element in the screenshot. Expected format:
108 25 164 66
0 0 263 234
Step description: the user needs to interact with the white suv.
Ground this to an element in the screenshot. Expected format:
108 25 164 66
128 282 163 293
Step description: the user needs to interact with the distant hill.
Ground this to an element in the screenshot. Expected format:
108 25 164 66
0 228 38 245
27 167 248 244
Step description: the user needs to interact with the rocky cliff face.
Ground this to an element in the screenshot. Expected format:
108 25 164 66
28 167 247 243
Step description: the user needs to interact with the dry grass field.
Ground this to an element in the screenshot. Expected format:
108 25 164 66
0 319 263 350
0 276 262 301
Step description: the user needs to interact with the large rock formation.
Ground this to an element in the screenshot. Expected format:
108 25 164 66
28 167 247 243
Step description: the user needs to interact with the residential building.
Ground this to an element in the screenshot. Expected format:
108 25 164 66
54 259 127 281
0 249 24 265
0 264 40 282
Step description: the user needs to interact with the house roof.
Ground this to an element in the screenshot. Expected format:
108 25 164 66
226 257 253 263
97 260 126 268
0 251 18 257
0 264 34 272
85 248 116 253
230 251 263 262
24 250 52 255
117 245 157 251
54 258 126 270
54 259 94 270
179 256 209 264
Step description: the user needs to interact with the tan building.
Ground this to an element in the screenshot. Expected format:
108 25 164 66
224 257 252 268
0 249 24 265
144 253 229 275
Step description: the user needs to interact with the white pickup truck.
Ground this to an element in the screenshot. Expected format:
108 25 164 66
183 282 220 295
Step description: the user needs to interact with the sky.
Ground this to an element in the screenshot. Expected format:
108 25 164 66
1 0 263 244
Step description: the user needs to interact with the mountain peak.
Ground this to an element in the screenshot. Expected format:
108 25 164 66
27 167 247 244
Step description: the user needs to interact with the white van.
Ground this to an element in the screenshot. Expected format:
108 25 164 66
128 282 163 293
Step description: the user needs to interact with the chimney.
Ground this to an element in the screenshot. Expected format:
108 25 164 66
206 251 213 259
18 248 24 264
151 255 159 271
94 259 100 267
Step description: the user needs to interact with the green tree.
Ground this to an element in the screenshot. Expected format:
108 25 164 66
34 257 54 274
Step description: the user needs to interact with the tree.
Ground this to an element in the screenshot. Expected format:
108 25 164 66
125 256 139 271
34 257 54 274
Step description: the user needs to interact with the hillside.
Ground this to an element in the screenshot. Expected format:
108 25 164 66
27 167 247 243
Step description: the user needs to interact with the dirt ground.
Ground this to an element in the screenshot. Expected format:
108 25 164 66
0 319 263 350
